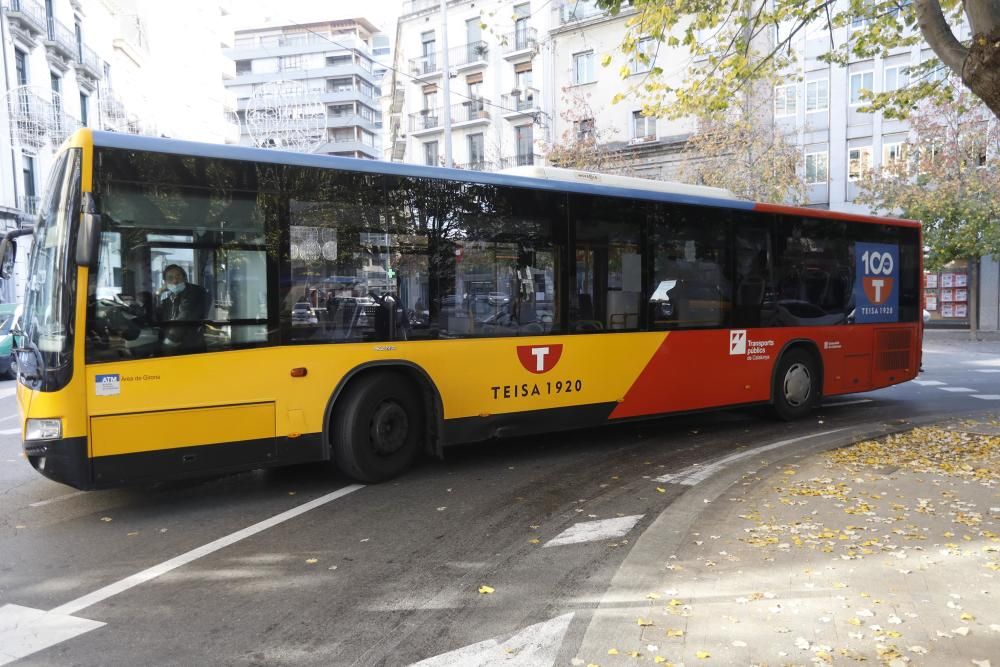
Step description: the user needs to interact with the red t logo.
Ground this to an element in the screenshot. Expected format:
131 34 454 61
517 345 563 374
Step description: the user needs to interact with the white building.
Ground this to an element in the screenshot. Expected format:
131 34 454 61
0 0 234 302
225 18 386 159
389 0 690 174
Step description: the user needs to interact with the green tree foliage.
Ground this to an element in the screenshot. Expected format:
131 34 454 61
594 0 1000 121
855 85 1000 270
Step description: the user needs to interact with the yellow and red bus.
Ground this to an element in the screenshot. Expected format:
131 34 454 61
4 130 922 489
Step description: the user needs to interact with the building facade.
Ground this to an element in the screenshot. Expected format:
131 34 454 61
1 0 234 303
225 18 386 159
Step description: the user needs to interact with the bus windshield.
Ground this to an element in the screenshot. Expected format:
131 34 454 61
19 149 81 391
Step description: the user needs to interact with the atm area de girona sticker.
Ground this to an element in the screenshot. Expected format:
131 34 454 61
854 242 899 323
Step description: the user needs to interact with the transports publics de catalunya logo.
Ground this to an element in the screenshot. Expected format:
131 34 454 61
516 344 563 374
729 330 746 356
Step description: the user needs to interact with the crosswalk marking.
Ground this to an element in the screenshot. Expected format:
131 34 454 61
974 369 1000 373
543 515 644 548
972 394 1000 400
939 387 975 393
911 380 945 386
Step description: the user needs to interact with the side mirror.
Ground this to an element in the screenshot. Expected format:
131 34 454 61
75 193 100 268
0 238 15 280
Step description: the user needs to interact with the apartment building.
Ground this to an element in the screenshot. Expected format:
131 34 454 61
1 0 234 301
225 18 386 159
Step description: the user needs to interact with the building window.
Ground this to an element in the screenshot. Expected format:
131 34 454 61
424 140 439 166
80 92 89 126
805 79 828 112
423 89 438 111
804 152 828 184
575 118 595 141
882 142 907 171
573 51 594 84
630 37 656 74
280 55 302 71
515 125 533 164
884 65 909 92
468 133 485 167
632 111 655 140
235 59 252 74
22 154 36 210
774 84 797 117
848 146 873 180
849 71 874 105
15 49 28 86
328 77 354 93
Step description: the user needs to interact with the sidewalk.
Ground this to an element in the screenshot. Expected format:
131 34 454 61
574 415 1000 666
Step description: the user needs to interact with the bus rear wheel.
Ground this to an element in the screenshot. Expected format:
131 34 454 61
332 372 423 483
772 348 820 421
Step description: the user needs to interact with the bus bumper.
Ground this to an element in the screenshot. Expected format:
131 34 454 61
23 437 92 490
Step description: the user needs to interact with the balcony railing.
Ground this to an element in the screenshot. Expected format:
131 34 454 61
409 52 440 77
16 194 41 216
499 154 540 169
453 98 491 123
502 28 537 53
45 16 77 60
452 40 489 68
76 43 103 80
49 109 81 145
501 87 539 113
454 160 494 172
559 0 605 24
409 107 441 132
3 0 46 37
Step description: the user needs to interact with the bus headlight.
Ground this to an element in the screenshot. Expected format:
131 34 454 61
25 418 62 441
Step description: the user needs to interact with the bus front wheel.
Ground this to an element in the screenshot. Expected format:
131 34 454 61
772 348 820 421
332 372 423 482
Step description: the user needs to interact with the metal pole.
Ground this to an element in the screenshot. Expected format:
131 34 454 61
439 0 453 167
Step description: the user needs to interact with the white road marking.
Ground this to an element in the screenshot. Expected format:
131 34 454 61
0 387 16 400
656 429 847 486
821 399 872 408
0 413 19 423
972 394 1000 400
938 387 975 393
410 613 574 667
911 380 945 386
0 428 20 436
0 605 105 666
29 490 89 508
543 515 644 548
0 484 364 665
974 369 1000 373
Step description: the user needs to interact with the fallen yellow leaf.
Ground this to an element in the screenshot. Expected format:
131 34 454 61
529 538 540 544
478 585 495 594
656 487 666 493
666 628 684 638
305 558 318 564
696 651 711 659
607 648 619 655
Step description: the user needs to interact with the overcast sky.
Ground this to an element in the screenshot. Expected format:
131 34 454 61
230 0 406 33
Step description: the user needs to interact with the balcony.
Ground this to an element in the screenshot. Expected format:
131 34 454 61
499 154 541 169
451 40 489 71
454 160 495 172
6 87 51 149
408 52 441 81
452 98 491 125
44 16 77 70
409 107 441 134
502 28 537 61
402 0 438 16
558 0 605 24
2 0 46 44
501 87 539 119
49 109 81 146
75 43 103 89
16 194 41 217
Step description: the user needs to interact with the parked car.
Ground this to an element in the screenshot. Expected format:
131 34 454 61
0 314 17 379
291 302 318 325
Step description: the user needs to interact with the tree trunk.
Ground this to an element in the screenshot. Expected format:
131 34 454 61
963 27 1000 120
969 258 980 341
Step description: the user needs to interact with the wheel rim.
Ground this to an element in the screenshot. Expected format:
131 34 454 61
783 362 812 407
369 400 409 456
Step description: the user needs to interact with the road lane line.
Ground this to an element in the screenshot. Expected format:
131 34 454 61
974 369 1000 373
911 380 945 386
0 428 20 435
655 428 847 486
50 483 364 616
543 515 644 548
972 394 1000 400
29 491 89 508
938 387 975 393
411 613 574 667
821 399 872 408
0 387 16 399
0 413 19 423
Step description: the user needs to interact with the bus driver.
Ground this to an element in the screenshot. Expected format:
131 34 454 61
157 264 208 353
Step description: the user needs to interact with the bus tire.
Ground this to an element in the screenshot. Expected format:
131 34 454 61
772 348 820 421
331 372 423 483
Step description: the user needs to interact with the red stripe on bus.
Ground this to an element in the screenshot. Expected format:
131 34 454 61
753 203 921 228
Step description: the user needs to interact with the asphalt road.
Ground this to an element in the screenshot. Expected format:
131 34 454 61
1 336 999 666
